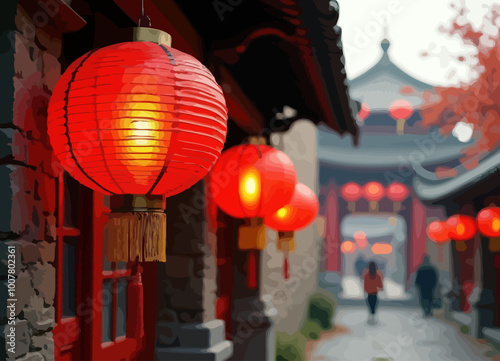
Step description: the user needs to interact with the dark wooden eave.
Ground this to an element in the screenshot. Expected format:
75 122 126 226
172 0 358 139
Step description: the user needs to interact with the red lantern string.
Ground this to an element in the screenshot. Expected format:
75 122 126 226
246 250 257 289
283 252 289 280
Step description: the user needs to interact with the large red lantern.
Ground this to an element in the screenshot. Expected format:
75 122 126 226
386 182 409 212
363 182 385 212
264 183 319 279
48 41 227 196
477 207 500 252
341 182 362 212
427 220 450 262
447 215 477 251
389 99 413 135
47 30 228 263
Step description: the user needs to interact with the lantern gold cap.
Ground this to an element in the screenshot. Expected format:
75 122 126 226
133 27 172 47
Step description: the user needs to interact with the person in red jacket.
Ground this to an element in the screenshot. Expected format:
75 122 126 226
362 261 384 324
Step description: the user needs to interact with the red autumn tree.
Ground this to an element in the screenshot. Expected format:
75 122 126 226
420 4 500 170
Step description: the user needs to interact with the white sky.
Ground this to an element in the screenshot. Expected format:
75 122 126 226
337 0 498 86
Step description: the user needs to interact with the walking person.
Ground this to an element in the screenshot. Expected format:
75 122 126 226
362 261 384 324
415 254 438 317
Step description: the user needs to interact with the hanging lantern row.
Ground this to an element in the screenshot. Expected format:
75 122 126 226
355 99 414 135
47 27 228 262
210 143 297 288
340 182 409 213
427 208 500 256
210 144 318 284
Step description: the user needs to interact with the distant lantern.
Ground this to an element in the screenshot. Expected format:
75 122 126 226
357 102 370 125
477 207 500 252
265 183 319 280
363 182 385 212
372 243 392 255
447 215 477 252
341 241 356 254
386 182 409 212
354 231 368 250
426 220 450 262
341 182 362 213
389 99 413 136
46 29 228 263
210 143 297 288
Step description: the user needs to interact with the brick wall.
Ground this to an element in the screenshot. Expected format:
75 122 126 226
1 3 62 360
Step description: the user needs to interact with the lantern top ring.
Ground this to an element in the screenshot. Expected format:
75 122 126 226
133 27 172 47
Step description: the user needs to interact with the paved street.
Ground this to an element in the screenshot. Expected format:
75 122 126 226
308 306 500 361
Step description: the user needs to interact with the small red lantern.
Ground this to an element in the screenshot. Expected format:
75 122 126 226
357 102 370 124
341 241 356 254
389 99 413 135
354 231 368 250
426 220 450 262
386 182 409 212
447 215 477 251
265 183 319 280
363 182 385 212
341 182 362 213
477 207 500 252
210 143 297 288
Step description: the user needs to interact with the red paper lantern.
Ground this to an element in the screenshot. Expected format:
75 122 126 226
48 41 227 196
426 221 450 243
358 102 370 121
265 183 319 232
389 99 413 120
387 182 409 212
447 215 477 241
341 183 362 202
363 182 384 211
210 145 297 219
363 182 385 201
389 99 413 135
386 183 409 202
264 183 318 280
477 207 500 237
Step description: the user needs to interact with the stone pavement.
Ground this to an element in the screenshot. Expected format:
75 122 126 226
308 306 500 361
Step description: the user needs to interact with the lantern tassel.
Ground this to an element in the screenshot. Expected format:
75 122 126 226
283 252 289 280
107 212 166 262
246 250 257 289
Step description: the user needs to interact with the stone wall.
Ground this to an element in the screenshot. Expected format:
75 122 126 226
1 3 62 360
261 119 321 333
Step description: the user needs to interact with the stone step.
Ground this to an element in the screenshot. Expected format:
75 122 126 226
157 320 226 349
156 340 233 361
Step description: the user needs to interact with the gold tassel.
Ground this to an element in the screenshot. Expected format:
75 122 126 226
106 212 166 262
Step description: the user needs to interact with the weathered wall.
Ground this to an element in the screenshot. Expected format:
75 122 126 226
261 119 321 333
1 3 62 360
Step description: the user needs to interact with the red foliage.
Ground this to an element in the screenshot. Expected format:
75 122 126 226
421 4 500 164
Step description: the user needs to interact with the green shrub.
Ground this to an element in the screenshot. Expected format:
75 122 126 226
275 331 306 361
300 290 337 339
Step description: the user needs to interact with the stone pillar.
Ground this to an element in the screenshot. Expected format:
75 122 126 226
155 181 232 361
1 2 63 360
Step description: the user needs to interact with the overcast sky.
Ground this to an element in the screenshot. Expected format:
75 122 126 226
337 0 497 86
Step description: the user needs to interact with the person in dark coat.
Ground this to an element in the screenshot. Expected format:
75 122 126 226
415 255 438 317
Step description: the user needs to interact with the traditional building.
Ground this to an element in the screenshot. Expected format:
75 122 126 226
0 0 357 360
318 38 469 304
